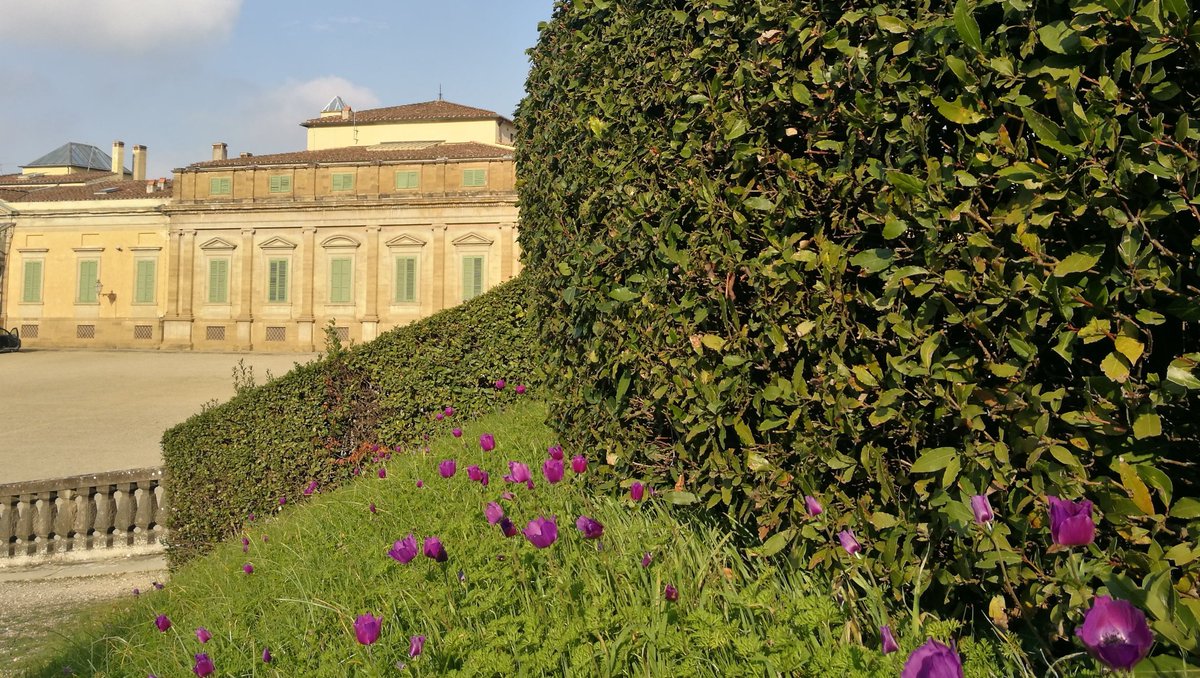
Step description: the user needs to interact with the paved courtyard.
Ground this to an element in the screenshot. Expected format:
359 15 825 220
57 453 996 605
0 349 316 484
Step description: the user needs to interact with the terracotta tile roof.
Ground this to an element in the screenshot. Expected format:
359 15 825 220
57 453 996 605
184 142 513 170
301 100 510 127
0 188 25 202
0 170 120 186
6 178 172 202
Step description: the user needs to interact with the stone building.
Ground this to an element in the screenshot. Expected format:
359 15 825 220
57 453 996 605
0 98 520 351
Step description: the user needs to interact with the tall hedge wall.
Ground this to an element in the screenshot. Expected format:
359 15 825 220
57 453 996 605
517 0 1199 660
162 276 536 565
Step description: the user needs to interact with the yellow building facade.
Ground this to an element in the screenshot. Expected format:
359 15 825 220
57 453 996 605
0 99 520 351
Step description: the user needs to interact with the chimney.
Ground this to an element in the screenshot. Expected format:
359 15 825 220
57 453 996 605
146 180 154 194
341 106 352 121
157 177 166 192
132 145 147 182
240 152 253 158
111 141 125 177
212 142 227 161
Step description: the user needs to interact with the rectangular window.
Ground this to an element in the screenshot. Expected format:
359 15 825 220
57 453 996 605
268 258 289 303
394 256 417 303
331 172 355 191
209 177 232 195
462 256 485 301
21 260 43 303
77 259 99 303
208 259 229 303
268 175 292 193
394 170 419 190
462 169 487 187
134 259 156 304
329 257 353 304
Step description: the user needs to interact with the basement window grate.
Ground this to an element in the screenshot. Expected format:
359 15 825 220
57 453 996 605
76 325 95 339
265 326 286 342
205 326 226 341
334 326 349 342
20 324 38 338
133 325 153 340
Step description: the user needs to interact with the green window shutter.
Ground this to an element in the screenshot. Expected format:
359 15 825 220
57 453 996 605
134 260 156 304
210 177 231 195
269 259 289 302
269 175 292 193
22 260 42 303
462 256 484 301
330 258 352 303
333 173 354 191
77 260 98 303
395 257 416 302
463 169 486 187
208 259 228 303
395 171 418 189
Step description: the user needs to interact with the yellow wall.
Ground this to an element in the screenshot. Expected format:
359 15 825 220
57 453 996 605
306 119 511 150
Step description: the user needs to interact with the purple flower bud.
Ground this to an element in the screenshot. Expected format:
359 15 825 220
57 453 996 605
499 516 518 537
247 513 256 522
452 427 463 438
243 562 254 574
664 584 679 602
153 581 164 590
409 634 427 657
436 412 445 421
630 482 645 501
303 480 318 496
485 502 505 525
423 536 448 562
388 534 418 563
1076 596 1153 671
524 516 558 548
1048 496 1095 546
262 647 272 663
133 588 140 596
262 534 268 542
467 465 484 482
501 491 515 501
445 406 454 416
804 495 823 517
378 467 387 479
515 384 526 394
241 536 250 552
416 479 424 488
192 653 214 677
571 455 587 474
881 625 899 655
971 495 994 525
575 515 604 539
154 614 171 632
480 471 490 487
369 502 377 514
548 445 564 460
901 638 962 678
641 552 653 568
505 461 532 485
838 530 862 556
439 459 457 478
354 613 382 645
279 496 287 506
543 458 564 484
480 433 496 452
195 627 212 644
494 379 506 390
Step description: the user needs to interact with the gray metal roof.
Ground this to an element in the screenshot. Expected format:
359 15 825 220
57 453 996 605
21 142 127 172
322 96 348 113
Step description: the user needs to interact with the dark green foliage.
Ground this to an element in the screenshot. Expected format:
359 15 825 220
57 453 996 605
162 276 537 565
517 0 1200 661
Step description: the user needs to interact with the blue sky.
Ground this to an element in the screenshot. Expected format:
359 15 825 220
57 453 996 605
0 0 556 178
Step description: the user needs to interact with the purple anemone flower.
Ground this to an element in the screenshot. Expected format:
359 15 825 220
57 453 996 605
480 434 496 452
1076 596 1153 671
452 427 463 438
423 536 448 562
664 584 679 602
494 379 506 390
641 552 653 567
524 516 558 548
1048 496 1095 546
901 638 963 678
192 653 214 677
247 513 256 521
971 495 994 525
571 455 587 474
485 502 505 525
243 562 254 574
467 465 485 482
133 587 140 596
388 534 419 564
499 516 518 537
881 625 899 655
262 647 272 663
369 502 377 514
354 613 382 645
548 445 564 460
241 536 250 552
480 471 490 487
195 627 212 644
153 581 164 590
416 479 424 488
445 406 454 416
303 480 318 496
409 634 426 658
154 614 171 632
505 461 532 485
378 467 387 479
515 384 526 394
278 496 287 506
630 482 645 501
543 458 564 484
438 459 457 478
804 495 823 517
436 412 445 421
838 530 862 556
576 515 604 539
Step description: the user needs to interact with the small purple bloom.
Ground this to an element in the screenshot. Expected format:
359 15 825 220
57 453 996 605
303 480 318 496
479 470 490 487
195 627 211 644
495 379 506 390
1076 596 1153 671
1048 496 1095 546
505 461 532 485
501 491 515 501
576 515 604 539
630 482 645 501
279 496 287 506
901 638 963 678
262 647 272 663
416 479 424 488
154 614 171 632
548 445 564 460
192 653 214 677
524 516 558 548
515 384 526 394
242 536 250 552
838 530 862 556
423 536 448 562
499 517 518 537
971 494 994 525
439 459 457 478
804 495 823 517
571 455 587 474
354 613 382 645
467 465 485 482
480 434 496 452
881 625 899 655
641 552 653 567
388 534 419 563
369 502 377 514
452 427 463 438
436 412 445 421
543 458 564 484
485 502 505 524
262 534 269 542
247 513 256 521
378 467 387 479
153 581 164 590
409 634 426 658
664 584 679 602
243 562 254 574
445 406 454 416
132 588 140 596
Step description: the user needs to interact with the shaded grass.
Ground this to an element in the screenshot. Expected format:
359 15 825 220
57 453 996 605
26 401 1033 677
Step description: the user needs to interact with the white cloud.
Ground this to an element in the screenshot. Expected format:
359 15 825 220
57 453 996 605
231 76 382 155
0 0 242 54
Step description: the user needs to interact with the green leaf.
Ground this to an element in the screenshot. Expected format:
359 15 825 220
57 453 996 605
757 529 793 557
850 248 895 273
933 96 986 124
1169 498 1200 519
911 447 957 473
1134 654 1200 676
664 491 698 506
700 334 726 350
791 82 813 105
870 512 899 529
608 287 639 302
725 118 749 140
876 15 907 33
882 216 908 239
1101 352 1131 382
1132 413 1162 439
885 170 925 195
1167 359 1200 389
953 0 983 52
1053 245 1104 277
744 196 775 211
1022 108 1079 156
988 363 1020 378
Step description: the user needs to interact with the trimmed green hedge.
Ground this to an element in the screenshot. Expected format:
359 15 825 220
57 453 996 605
162 276 537 565
517 0 1199 662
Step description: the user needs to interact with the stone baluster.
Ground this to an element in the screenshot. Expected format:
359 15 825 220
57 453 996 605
54 489 77 552
134 485 154 544
153 483 166 540
114 482 133 546
74 484 95 549
15 494 34 556
0 496 14 557
93 487 115 548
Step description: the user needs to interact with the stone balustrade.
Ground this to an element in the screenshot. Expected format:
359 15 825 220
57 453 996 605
0 467 166 558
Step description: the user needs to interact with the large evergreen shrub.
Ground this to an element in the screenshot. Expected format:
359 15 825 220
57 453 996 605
517 0 1199 660
163 276 536 565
